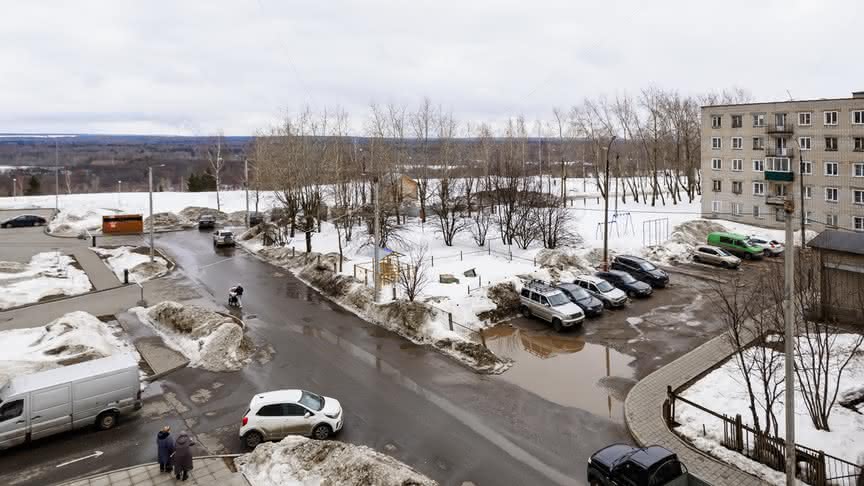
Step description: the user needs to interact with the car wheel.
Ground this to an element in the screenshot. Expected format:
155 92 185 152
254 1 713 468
520 305 531 318
721 261 730 269
589 480 603 486
552 318 563 332
744 253 753 260
244 431 263 449
602 299 610 309
96 411 118 431
627 290 636 298
693 256 701 264
312 424 332 440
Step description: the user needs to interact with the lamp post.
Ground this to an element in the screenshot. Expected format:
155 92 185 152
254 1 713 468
148 165 165 262
117 180 122 194
602 136 617 271
12 177 17 198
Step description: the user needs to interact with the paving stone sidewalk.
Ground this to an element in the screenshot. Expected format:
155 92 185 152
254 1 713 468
56 457 250 486
624 331 768 486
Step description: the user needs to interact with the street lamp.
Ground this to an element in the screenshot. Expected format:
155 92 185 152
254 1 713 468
117 180 122 194
602 136 617 271
148 165 165 262
12 177 17 198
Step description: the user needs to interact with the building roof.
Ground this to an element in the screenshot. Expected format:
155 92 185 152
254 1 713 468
1 354 138 398
701 95 863 109
807 230 864 256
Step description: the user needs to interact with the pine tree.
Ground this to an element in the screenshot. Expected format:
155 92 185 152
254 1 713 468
186 173 199 192
25 175 41 195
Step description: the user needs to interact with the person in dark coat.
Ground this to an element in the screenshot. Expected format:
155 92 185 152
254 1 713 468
156 426 175 473
173 431 195 481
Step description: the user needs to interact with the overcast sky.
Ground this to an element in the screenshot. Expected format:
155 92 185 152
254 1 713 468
1 0 861 135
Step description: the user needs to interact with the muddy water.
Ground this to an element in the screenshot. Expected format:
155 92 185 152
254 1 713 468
486 324 635 422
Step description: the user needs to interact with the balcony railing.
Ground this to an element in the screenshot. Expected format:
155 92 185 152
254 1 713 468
765 171 794 182
765 122 794 134
765 195 787 205
765 147 795 158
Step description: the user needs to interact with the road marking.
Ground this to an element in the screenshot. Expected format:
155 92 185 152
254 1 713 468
55 451 103 468
199 258 233 270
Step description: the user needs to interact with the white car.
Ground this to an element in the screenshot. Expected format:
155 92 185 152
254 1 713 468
749 235 784 256
240 389 343 448
213 230 235 247
574 275 628 309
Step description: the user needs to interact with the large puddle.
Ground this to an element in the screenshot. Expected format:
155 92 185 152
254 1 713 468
485 323 636 422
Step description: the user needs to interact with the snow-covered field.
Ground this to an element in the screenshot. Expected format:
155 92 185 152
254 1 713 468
91 246 169 282
235 436 436 486
675 334 864 484
0 311 139 386
0 252 92 309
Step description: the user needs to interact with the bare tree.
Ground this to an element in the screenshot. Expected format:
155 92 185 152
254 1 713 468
398 243 430 302
470 208 492 247
410 97 435 223
206 132 227 211
534 201 574 250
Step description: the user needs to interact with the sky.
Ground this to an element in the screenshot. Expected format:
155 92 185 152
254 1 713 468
1 0 862 136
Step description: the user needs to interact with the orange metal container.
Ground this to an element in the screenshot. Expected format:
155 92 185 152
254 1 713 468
102 214 143 234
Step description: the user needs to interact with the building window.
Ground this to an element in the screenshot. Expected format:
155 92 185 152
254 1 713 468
854 137 864 152
753 159 764 172
825 161 839 176
855 216 864 232
732 181 743 194
753 113 765 127
798 112 811 126
753 182 765 195
731 137 743 150
801 160 812 175
806 211 814 225
752 137 764 150
824 111 839 126
854 189 864 205
732 159 743 171
711 200 721 213
766 157 790 172
804 186 813 199
853 110 864 125
711 158 722 170
825 187 839 202
798 137 811 150
711 115 722 128
827 214 838 227
775 113 787 127
731 115 742 128
712 137 721 150
732 203 742 216
854 163 864 177
773 183 788 197
825 137 838 151
753 205 762 218
712 180 722 192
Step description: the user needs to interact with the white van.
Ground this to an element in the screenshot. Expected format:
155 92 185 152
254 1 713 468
0 354 142 450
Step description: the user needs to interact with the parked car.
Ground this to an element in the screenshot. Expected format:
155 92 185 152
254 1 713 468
0 354 142 450
213 230 235 247
588 444 695 486
1 214 47 228
240 389 343 448
198 215 216 230
748 235 784 257
574 275 628 309
248 212 264 226
557 283 604 317
519 280 585 332
595 270 652 298
706 232 764 260
610 255 669 288
692 245 741 268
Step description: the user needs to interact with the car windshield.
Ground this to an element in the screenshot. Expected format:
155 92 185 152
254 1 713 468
638 261 656 271
617 273 636 283
596 280 614 292
547 293 570 306
715 248 732 256
299 391 324 411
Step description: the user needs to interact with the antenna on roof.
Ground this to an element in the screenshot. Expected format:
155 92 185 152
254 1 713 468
786 90 794 101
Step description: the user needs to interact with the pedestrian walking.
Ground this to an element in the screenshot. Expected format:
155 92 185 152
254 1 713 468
156 426 174 473
172 431 195 481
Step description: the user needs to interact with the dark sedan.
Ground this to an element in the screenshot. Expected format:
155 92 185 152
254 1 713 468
1 214 47 228
610 255 669 288
557 283 604 317
595 270 652 298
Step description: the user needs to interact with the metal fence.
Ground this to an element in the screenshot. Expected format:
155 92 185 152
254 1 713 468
665 387 863 486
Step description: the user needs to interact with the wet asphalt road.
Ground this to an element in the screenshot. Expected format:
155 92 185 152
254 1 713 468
0 229 631 486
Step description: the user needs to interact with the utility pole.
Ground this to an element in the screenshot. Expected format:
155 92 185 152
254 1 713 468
783 192 796 486
614 154 620 215
12 177 16 198
54 141 59 211
245 159 250 228
602 136 617 271
148 164 164 263
372 175 381 303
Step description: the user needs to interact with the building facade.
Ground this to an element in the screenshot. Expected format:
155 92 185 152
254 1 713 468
701 92 864 232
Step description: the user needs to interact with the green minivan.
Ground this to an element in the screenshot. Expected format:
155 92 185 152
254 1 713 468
706 232 765 260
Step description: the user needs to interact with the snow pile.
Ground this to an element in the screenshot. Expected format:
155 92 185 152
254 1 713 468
235 436 436 486
675 334 864 483
91 246 169 282
0 311 139 386
49 207 119 236
0 252 93 309
144 211 194 231
133 301 250 372
642 219 728 264
177 206 227 222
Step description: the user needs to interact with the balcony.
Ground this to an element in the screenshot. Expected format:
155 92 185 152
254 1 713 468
765 171 794 182
765 122 794 134
765 195 786 206
765 147 795 158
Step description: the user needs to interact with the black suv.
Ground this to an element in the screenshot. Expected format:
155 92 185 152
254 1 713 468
198 215 216 230
595 270 652 299
1 214 47 228
588 444 690 486
611 255 669 288
557 283 604 317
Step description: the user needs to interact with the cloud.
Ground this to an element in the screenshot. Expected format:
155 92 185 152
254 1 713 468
1 0 861 135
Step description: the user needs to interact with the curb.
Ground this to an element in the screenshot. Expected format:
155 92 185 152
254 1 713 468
53 455 246 486
0 283 132 314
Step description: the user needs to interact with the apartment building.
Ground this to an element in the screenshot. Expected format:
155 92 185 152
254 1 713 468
701 91 864 232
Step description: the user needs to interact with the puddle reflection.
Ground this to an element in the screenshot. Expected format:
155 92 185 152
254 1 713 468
486 324 635 422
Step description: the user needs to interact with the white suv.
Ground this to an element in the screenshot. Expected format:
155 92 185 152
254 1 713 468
240 389 343 448
213 230 235 247
574 275 628 309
